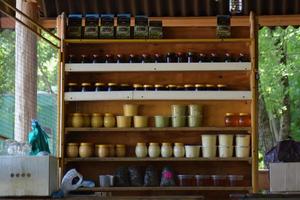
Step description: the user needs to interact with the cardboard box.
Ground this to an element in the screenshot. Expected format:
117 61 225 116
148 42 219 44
270 162 300 192
0 155 58 196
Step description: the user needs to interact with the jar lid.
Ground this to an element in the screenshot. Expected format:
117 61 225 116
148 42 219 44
225 113 235 116
206 84 215 87
144 84 153 88
80 142 93 146
104 113 113 117
67 143 79 146
120 83 130 87
137 142 146 145
154 84 164 88
68 82 78 86
149 142 159 145
95 82 105 86
133 84 143 88
184 84 194 88
167 84 177 88
162 142 171 146
217 84 227 88
174 142 184 146
239 113 250 116
92 113 101 116
195 84 205 87
73 113 82 116
116 144 125 147
98 144 108 147
81 82 91 86
108 83 117 86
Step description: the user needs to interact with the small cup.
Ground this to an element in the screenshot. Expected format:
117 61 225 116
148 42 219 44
218 134 233 146
201 135 216 147
171 105 186 116
185 145 201 158
116 116 132 128
123 104 138 116
133 116 148 128
171 116 186 127
202 146 217 158
188 116 202 127
188 104 203 116
154 116 170 128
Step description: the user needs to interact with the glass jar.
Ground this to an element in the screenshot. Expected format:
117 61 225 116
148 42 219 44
98 144 109 157
91 113 103 128
95 82 106 91
67 83 79 92
166 52 176 63
148 143 160 158
173 143 185 158
154 53 164 63
237 53 249 62
184 84 195 91
81 54 88 63
116 144 126 157
92 54 100 63
154 84 165 91
161 143 173 158
133 84 144 91
177 52 186 63
144 84 154 91
68 54 75 63
209 53 219 62
187 52 195 63
116 54 125 63
224 53 233 62
120 84 132 91
107 83 118 91
205 84 217 91
129 54 139 63
167 84 177 91
198 53 207 63
72 113 83 128
238 113 251 127
79 143 93 158
135 142 148 158
105 54 114 63
82 113 91 127
142 54 152 63
195 84 205 91
81 82 92 92
104 113 116 128
217 84 227 91
176 85 184 91
224 113 238 127
66 143 79 158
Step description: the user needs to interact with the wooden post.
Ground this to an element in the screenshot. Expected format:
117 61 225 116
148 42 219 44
14 0 38 142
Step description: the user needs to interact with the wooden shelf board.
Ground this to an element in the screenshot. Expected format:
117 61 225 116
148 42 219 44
65 127 251 133
76 186 252 192
65 62 251 72
64 91 252 101
64 157 252 163
64 38 251 44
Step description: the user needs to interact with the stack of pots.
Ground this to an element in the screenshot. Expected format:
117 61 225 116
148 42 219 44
120 104 148 128
171 105 186 127
235 135 250 157
187 104 203 127
218 134 234 157
201 135 217 158
171 104 203 127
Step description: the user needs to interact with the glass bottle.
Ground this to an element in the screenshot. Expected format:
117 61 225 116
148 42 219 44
198 53 207 63
92 54 100 63
81 54 88 63
166 52 176 63
237 53 248 62
116 54 124 63
105 54 114 63
210 53 218 62
224 53 233 62
154 53 164 63
68 54 75 63
187 52 195 63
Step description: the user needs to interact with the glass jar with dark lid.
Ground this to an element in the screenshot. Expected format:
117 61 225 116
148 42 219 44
95 82 106 91
238 113 251 127
237 53 249 62
195 84 205 91
92 54 100 63
107 83 118 91
224 53 233 62
155 84 165 91
184 84 195 91
120 83 132 91
129 54 140 63
217 84 227 91
206 84 217 91
198 53 207 63
81 82 93 92
116 54 125 63
81 54 88 63
68 54 76 63
105 54 114 63
187 52 196 63
225 113 238 127
133 84 144 91
154 53 164 63
67 82 79 92
167 84 177 91
176 85 184 91
144 84 155 91
209 53 219 62
177 52 187 63
141 54 152 63
166 52 177 63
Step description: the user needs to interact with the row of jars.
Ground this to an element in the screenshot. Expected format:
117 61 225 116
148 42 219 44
69 113 203 128
68 52 249 63
66 82 229 92
66 143 126 158
224 113 251 127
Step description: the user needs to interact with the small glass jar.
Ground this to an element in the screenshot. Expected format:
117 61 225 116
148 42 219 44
177 52 186 63
167 84 177 91
66 143 79 158
67 83 79 92
116 54 125 63
72 113 83 128
198 53 207 63
92 54 100 63
205 84 217 91
166 52 176 63
144 84 155 91
142 54 152 63
120 84 132 91
237 53 249 62
176 85 184 91
133 84 144 91
104 113 116 128
68 54 75 63
161 143 173 158
154 53 164 63
154 84 165 91
91 113 103 128
98 144 109 158
224 53 233 62
129 54 139 63
184 84 195 91
187 52 195 63
209 53 219 62
95 83 106 91
135 142 148 158
81 82 93 92
148 143 160 158
238 113 251 127
174 143 185 158
224 113 238 127
105 54 114 63
79 143 93 158
195 84 205 91
116 144 126 157
82 113 91 127
107 83 118 91
81 54 88 63
217 84 227 91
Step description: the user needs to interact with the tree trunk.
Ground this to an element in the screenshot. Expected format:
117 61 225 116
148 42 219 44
14 0 38 142
279 74 291 140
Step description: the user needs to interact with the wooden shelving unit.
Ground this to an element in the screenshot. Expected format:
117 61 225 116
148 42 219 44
58 13 258 199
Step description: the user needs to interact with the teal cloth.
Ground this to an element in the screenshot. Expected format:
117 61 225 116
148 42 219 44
28 120 50 155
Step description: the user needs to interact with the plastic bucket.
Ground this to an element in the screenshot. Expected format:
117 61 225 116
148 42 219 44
235 146 250 158
201 135 216 146
218 134 233 146
218 145 233 158
236 135 250 146
202 146 217 158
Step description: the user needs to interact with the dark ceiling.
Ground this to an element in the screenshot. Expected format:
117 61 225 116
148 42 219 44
38 0 300 17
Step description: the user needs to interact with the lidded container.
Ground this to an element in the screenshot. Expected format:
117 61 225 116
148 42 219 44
238 113 251 127
171 104 186 116
217 84 227 91
235 146 250 158
67 83 79 92
185 145 201 158
71 113 84 128
91 113 103 128
154 84 165 91
195 84 205 91
104 113 116 128
218 145 233 158
224 113 238 127
116 116 132 128
184 84 195 91
98 144 109 158
133 116 148 128
211 175 227 186
107 83 118 91
173 143 185 158
82 113 91 127
116 144 126 157
95 83 106 91
235 134 250 146
218 134 233 146
177 175 196 186
66 143 79 158
148 143 160 158
133 84 144 91
135 142 148 158
123 104 139 116
201 135 216 147
79 143 93 158
161 142 173 158
154 115 170 128
81 82 92 92
205 84 217 91
144 84 155 91
167 84 177 91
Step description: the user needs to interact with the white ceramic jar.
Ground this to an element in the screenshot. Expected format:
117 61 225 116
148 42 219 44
161 143 173 158
135 143 148 158
185 145 201 158
173 143 185 158
148 143 160 158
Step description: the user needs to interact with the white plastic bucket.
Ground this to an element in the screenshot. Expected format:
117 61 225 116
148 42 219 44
236 135 250 146
185 145 201 158
201 135 216 146
218 134 233 146
218 145 233 158
235 146 250 158
202 146 217 158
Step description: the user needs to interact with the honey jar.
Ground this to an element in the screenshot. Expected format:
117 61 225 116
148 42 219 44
81 82 92 92
238 113 251 127
67 83 79 92
104 113 116 128
144 84 155 91
133 84 144 91
66 143 79 158
95 83 106 91
224 113 238 127
167 84 177 91
154 84 165 91
91 113 103 128
217 84 227 91
107 83 118 91
195 84 205 91
184 84 195 91
72 113 83 128
79 143 93 158
206 84 217 91
116 144 126 157
98 145 109 158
